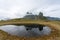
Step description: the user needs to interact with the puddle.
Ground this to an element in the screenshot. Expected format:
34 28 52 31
0 25 51 37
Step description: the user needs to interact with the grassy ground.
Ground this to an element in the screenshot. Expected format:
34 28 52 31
0 19 60 40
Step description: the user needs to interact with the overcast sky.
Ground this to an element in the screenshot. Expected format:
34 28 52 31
0 0 60 19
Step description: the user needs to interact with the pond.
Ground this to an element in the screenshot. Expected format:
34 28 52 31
0 25 51 37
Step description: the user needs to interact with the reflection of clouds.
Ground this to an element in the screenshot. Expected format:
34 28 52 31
32 26 51 36
0 25 51 37
42 26 51 35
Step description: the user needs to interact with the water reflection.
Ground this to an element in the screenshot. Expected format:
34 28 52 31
0 25 51 37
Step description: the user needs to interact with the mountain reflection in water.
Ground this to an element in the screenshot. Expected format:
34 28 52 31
0 25 51 37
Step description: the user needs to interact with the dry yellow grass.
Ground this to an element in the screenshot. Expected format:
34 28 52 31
0 19 60 40
0 19 60 31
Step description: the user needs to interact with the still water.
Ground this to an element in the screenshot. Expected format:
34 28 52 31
0 25 51 37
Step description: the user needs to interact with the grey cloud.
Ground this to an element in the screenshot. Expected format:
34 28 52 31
0 0 60 19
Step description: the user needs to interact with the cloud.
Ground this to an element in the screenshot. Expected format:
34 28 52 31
42 5 60 17
0 0 60 20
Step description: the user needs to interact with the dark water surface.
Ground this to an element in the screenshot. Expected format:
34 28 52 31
0 25 51 37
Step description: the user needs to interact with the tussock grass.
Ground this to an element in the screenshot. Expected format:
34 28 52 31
0 19 60 40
